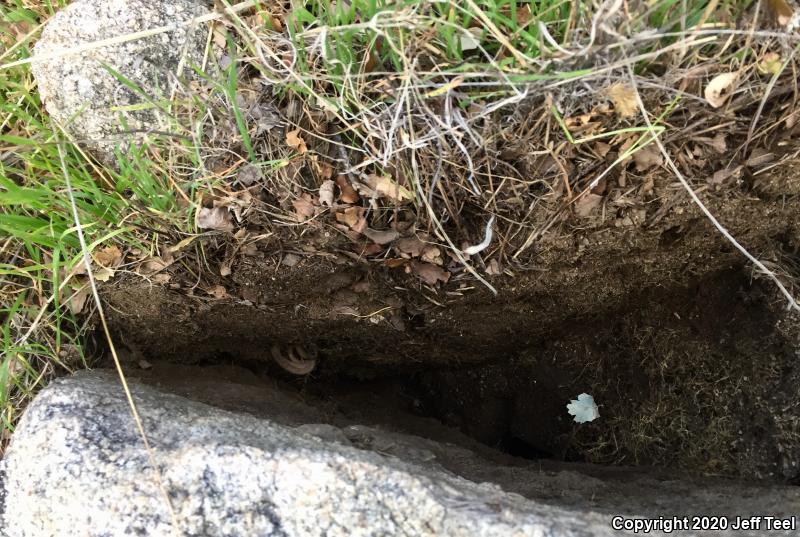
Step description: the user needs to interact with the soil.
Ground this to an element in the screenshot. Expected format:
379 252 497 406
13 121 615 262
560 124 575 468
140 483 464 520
99 154 800 485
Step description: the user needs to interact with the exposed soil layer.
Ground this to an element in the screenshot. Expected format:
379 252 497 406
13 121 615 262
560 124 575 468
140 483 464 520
102 160 800 483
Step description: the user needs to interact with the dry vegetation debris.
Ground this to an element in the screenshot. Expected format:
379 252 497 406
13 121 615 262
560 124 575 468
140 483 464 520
3 0 800 464
140 0 800 302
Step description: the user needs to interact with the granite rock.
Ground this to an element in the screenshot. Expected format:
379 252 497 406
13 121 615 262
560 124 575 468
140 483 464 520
31 0 210 163
0 371 613 537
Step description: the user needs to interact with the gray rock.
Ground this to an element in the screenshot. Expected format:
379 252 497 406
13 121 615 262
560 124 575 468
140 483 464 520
1 371 613 537
4 369 800 537
32 0 210 163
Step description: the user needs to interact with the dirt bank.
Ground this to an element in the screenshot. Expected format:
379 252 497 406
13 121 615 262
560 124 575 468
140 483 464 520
101 154 800 483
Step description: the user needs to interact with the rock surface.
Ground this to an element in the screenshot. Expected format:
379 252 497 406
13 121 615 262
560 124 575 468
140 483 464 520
1 371 613 537
32 0 210 163
3 368 799 536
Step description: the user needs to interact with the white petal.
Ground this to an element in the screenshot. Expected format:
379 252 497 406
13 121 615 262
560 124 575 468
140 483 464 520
567 393 600 423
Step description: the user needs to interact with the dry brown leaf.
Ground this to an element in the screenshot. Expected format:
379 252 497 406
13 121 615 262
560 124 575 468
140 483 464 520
286 128 308 154
66 285 91 314
0 20 32 47
575 193 604 217
710 165 743 185
362 228 399 245
212 27 227 49
486 258 503 276
197 207 234 232
766 0 795 25
335 207 367 232
603 83 638 118
206 285 227 299
336 175 360 204
633 145 663 172
141 257 171 275
319 180 336 207
237 164 263 186
396 237 425 257
357 243 385 256
152 273 172 284
364 174 414 202
292 193 316 222
385 258 408 268
317 162 334 181
411 261 451 286
564 113 602 136
93 267 115 282
594 142 612 158
710 133 727 154
421 245 443 265
94 245 122 268
704 73 738 108
72 258 89 276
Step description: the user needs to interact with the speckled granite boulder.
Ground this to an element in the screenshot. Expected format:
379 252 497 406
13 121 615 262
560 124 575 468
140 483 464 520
32 0 210 164
0 371 613 537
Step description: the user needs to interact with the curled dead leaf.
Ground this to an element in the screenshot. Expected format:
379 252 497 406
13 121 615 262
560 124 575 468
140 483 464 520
396 237 425 257
364 174 414 203
336 175 360 204
420 245 442 265
271 343 317 375
286 128 308 154
335 206 367 232
197 206 234 232
603 83 638 119
94 245 122 268
704 73 738 108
